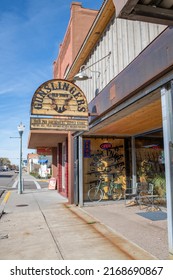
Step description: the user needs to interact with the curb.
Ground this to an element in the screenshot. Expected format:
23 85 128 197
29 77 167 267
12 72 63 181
0 189 5 198
67 204 157 260
0 191 11 218
36 179 49 182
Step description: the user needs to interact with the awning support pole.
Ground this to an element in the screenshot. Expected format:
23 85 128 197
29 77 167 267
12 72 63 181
161 82 173 256
131 136 137 191
79 135 84 206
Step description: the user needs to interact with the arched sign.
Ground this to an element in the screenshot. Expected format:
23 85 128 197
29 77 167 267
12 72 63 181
30 79 89 131
31 79 88 117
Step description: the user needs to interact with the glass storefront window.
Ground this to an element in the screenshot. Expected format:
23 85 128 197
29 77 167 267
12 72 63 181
83 137 128 202
135 131 166 200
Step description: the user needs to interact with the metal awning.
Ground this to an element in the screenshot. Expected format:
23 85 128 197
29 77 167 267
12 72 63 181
113 0 173 25
38 159 48 164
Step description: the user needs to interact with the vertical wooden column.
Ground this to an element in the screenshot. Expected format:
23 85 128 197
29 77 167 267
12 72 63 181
161 83 173 256
52 147 57 178
58 143 62 193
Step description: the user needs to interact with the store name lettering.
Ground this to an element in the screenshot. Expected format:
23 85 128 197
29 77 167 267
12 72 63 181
33 81 86 112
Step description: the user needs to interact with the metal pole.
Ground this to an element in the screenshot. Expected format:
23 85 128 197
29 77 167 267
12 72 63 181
21 132 23 192
78 135 83 206
16 122 25 194
161 83 173 255
131 136 137 191
18 132 22 194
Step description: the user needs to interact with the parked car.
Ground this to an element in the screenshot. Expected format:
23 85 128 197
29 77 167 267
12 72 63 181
2 165 9 171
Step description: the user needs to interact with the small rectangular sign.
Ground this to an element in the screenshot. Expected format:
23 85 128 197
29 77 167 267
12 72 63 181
48 177 56 190
84 139 91 158
30 117 88 131
37 148 52 155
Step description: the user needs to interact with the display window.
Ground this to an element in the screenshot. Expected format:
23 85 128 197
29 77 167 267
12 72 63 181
135 131 166 200
83 137 127 201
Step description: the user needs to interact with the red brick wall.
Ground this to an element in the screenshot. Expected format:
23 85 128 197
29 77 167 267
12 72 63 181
52 147 57 181
53 2 98 79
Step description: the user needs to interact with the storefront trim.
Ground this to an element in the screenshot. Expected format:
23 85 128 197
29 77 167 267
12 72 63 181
79 135 84 206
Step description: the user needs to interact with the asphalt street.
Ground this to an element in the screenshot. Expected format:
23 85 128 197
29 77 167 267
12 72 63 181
0 170 48 192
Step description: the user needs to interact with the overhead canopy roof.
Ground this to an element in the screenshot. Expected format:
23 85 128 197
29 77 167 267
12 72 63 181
28 130 68 149
85 89 162 137
113 0 173 25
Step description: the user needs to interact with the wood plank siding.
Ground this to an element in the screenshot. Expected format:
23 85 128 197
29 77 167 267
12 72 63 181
75 14 165 103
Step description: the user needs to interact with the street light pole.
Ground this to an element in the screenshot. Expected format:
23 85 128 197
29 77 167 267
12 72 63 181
17 122 25 194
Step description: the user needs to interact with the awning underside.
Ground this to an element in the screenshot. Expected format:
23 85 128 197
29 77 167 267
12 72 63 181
28 130 68 149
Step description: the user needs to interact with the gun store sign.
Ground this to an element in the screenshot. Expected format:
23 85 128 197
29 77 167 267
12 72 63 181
30 79 89 131
31 79 88 117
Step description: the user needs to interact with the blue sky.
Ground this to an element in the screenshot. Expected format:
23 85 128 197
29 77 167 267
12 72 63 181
0 0 102 165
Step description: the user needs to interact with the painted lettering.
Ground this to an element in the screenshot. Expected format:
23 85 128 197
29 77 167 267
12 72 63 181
73 91 82 98
69 87 76 95
34 96 43 103
58 81 62 90
34 103 42 109
63 82 70 91
44 84 52 93
77 99 85 105
37 90 47 98
78 106 86 112
32 80 88 116
50 82 56 90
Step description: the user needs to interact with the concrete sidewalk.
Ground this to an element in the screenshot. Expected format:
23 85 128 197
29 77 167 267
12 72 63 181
82 201 169 260
0 188 158 260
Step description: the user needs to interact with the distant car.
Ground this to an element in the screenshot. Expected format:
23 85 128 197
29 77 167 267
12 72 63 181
14 169 19 173
2 166 9 171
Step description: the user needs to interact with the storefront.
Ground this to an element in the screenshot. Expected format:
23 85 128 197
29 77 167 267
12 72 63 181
46 0 173 255
71 77 162 199
69 27 173 250
80 129 165 203
28 79 89 202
